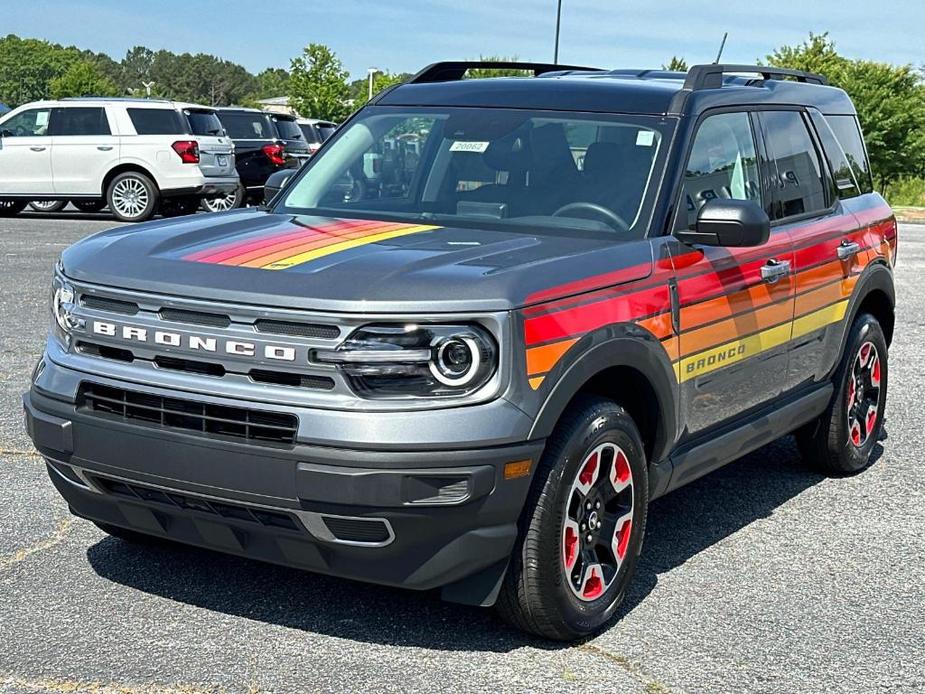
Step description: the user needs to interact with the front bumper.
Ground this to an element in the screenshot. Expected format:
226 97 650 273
24 362 543 604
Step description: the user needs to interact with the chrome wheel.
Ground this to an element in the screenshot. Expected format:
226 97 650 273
29 200 66 212
111 177 150 219
562 442 634 601
202 189 239 213
847 341 882 447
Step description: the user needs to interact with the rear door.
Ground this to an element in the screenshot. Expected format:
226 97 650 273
671 110 796 435
182 108 235 179
49 106 118 195
0 107 54 194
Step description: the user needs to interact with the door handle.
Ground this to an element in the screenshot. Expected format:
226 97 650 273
29 146 46 152
837 240 861 261
761 258 791 284
97 146 113 151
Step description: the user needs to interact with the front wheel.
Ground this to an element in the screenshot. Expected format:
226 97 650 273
29 200 67 213
106 171 159 222
497 396 648 640
796 312 888 475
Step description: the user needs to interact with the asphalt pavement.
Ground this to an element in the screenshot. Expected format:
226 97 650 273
1 211 923 694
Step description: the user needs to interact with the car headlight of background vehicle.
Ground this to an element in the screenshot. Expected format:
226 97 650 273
51 273 80 342
315 323 497 398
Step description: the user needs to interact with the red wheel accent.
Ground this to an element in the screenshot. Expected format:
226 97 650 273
615 517 632 560
581 565 605 600
850 421 862 446
846 341 882 448
871 356 881 387
578 451 599 488
563 521 580 571
847 377 856 408
866 406 877 434
859 342 871 365
612 450 630 486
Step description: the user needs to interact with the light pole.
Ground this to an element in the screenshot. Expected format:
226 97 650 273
553 0 563 64
367 67 380 101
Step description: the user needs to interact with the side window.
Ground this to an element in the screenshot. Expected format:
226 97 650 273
0 108 51 137
682 112 761 228
50 107 111 136
825 115 873 194
808 110 858 199
127 108 184 135
759 111 828 219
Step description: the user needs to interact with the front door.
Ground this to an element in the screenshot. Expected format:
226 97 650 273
669 110 796 436
0 107 54 195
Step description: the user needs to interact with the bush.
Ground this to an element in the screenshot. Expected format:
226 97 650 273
885 177 925 207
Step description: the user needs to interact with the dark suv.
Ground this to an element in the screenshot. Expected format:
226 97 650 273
207 107 308 210
24 62 897 640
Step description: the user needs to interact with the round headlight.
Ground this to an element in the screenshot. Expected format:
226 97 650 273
431 336 482 386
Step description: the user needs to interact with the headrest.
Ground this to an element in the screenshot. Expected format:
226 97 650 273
482 131 532 172
582 142 623 178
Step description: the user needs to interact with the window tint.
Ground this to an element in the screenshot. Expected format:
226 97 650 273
184 109 223 136
218 112 271 139
274 117 303 140
808 110 858 199
127 108 184 135
760 111 827 219
0 108 51 137
317 124 336 140
825 115 873 194
683 112 761 228
50 107 110 136
299 124 321 143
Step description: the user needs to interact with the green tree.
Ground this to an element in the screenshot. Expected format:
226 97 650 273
766 32 925 189
662 56 688 71
466 55 530 79
254 68 290 98
0 34 82 106
49 59 120 99
288 44 350 121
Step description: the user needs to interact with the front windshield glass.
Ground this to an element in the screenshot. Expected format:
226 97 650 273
280 107 672 237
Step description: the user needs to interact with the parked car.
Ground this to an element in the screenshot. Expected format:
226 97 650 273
0 98 239 222
26 62 896 641
297 118 337 155
209 107 308 211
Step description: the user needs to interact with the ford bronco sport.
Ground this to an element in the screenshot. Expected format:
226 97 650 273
24 62 897 640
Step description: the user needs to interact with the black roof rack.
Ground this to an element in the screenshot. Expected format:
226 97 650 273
683 64 828 90
407 61 604 84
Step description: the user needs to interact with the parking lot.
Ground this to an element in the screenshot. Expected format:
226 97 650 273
1 212 923 694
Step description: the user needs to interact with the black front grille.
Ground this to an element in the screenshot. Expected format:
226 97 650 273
91 475 302 531
79 384 298 445
81 295 139 315
322 516 392 544
154 355 226 377
76 341 134 362
255 319 340 340
250 369 335 390
159 307 231 328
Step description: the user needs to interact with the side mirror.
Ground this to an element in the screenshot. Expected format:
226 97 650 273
676 199 770 248
263 169 294 206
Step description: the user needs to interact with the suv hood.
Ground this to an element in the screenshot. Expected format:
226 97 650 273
62 209 654 312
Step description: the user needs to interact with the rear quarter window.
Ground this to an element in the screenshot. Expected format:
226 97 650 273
127 108 185 135
759 110 829 219
218 112 272 139
824 115 874 194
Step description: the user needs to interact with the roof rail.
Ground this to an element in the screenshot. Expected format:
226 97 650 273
407 61 603 84
683 64 828 90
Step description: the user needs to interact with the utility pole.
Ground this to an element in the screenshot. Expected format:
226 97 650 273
553 0 563 64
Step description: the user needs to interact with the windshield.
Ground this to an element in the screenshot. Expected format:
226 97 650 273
185 109 224 136
280 107 672 236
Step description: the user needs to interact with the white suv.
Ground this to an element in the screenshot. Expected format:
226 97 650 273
0 98 239 222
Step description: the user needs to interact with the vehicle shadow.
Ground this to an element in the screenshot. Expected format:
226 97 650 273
85 435 880 652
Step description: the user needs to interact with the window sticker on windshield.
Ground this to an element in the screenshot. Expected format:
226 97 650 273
35 111 49 127
450 141 490 153
636 130 655 147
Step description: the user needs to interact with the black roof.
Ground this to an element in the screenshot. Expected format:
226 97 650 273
379 62 856 117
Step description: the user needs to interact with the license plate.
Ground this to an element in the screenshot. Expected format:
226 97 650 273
216 155 228 167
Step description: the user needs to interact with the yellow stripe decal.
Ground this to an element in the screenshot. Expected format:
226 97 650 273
792 300 848 340
261 224 438 270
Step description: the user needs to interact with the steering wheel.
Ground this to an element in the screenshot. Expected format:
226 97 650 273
552 202 629 232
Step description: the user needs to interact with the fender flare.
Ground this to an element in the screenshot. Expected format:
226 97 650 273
829 260 895 379
527 324 679 465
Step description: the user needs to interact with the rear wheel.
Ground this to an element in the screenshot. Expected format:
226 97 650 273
201 184 243 213
72 199 105 213
0 200 26 217
497 396 648 640
796 313 888 475
107 171 158 222
29 200 67 213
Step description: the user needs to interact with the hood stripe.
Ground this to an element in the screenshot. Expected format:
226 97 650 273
183 219 439 270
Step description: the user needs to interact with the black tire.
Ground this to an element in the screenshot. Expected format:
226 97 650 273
106 171 159 222
201 184 244 213
29 200 67 213
497 396 648 640
92 521 166 546
72 199 105 213
160 196 200 218
0 200 26 217
796 313 888 475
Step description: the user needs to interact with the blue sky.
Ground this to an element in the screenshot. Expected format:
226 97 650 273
6 0 923 80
